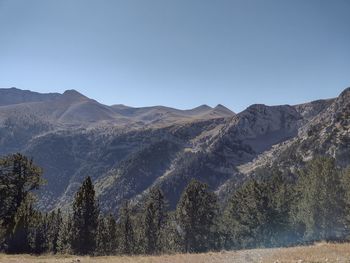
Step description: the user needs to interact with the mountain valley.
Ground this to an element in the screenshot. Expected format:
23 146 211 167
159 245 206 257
0 87 349 212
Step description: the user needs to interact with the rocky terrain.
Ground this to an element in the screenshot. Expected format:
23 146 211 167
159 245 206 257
0 87 349 212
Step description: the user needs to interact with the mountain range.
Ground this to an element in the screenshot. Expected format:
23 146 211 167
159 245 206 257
0 86 349 212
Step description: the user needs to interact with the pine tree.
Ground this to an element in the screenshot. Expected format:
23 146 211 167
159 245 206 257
106 214 117 254
294 157 345 241
223 169 294 249
162 211 182 253
6 201 36 253
47 209 62 253
176 179 218 253
57 214 73 254
31 212 49 254
265 170 295 246
343 167 350 239
118 201 134 255
224 179 261 249
142 187 166 254
0 153 43 246
71 177 99 255
96 216 109 255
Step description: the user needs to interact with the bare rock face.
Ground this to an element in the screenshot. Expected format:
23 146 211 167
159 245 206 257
0 86 349 212
294 99 334 121
228 87 350 180
207 104 301 164
232 104 300 145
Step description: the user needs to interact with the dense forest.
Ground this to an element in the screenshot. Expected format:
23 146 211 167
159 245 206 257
0 153 350 255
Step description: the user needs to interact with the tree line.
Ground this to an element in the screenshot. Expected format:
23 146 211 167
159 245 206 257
0 153 350 255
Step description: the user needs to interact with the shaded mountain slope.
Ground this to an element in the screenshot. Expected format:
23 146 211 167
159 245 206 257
0 87 349 213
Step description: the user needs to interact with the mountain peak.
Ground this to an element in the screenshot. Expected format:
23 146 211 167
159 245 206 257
214 104 230 110
339 87 350 100
62 89 88 101
194 104 212 110
246 104 268 112
213 104 235 116
63 89 85 96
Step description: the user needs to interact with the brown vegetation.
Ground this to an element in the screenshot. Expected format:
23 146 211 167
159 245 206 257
1 242 350 263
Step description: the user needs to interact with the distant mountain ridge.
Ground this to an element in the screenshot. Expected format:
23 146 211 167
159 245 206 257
0 88 235 128
0 87 60 106
0 87 348 213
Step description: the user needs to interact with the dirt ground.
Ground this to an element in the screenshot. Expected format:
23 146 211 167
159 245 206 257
1 242 350 263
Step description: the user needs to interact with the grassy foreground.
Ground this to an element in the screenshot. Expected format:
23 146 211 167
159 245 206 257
1 242 350 263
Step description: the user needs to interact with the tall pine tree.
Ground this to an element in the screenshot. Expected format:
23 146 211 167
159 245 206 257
6 201 36 253
47 209 62 253
142 187 167 254
294 157 345 241
57 214 73 254
0 153 43 248
96 216 109 255
118 201 134 255
176 179 218 253
223 169 294 249
71 177 99 255
106 214 118 254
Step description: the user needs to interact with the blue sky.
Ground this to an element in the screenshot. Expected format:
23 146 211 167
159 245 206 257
0 0 349 112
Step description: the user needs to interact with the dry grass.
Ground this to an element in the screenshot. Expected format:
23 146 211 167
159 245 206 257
1 242 350 263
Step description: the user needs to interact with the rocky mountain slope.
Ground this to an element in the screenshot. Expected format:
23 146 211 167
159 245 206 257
0 87 348 213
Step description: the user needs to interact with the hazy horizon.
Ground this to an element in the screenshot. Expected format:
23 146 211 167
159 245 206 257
1 0 349 112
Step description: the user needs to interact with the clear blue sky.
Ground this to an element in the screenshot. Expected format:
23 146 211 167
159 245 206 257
0 0 349 112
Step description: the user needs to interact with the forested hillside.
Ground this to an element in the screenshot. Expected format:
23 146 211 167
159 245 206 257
1 153 350 255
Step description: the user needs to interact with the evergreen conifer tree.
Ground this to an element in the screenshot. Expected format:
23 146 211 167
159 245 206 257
176 179 218 253
31 212 49 254
142 187 166 254
223 169 293 249
343 168 350 238
6 201 36 253
118 201 134 255
57 214 73 254
96 216 109 255
0 153 43 246
47 209 62 253
106 214 118 254
71 177 99 255
295 157 345 241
